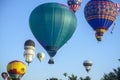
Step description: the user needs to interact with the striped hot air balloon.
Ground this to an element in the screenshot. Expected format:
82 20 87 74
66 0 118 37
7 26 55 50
84 0 119 41
115 3 120 14
67 0 82 12
24 40 35 65
83 60 93 72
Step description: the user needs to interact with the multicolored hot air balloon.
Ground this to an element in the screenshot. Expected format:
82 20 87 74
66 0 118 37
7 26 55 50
7 60 26 80
67 0 82 12
84 0 119 41
115 3 120 14
83 60 93 72
29 3 77 64
1 72 8 80
24 39 35 65
37 52 45 62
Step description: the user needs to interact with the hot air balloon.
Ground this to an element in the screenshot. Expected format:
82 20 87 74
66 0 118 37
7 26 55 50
84 0 119 41
37 52 45 62
7 60 26 80
67 0 82 12
7 76 12 80
1 72 8 80
24 39 35 65
29 3 77 64
83 60 92 73
115 3 120 14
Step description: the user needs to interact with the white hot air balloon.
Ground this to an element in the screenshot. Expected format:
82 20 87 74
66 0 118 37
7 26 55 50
83 60 93 73
24 40 35 65
37 52 45 62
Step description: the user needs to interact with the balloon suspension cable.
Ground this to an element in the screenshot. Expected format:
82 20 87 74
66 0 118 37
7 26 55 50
111 23 115 34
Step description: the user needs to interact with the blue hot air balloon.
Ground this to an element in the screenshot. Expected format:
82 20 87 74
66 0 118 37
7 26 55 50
29 3 77 64
84 0 119 41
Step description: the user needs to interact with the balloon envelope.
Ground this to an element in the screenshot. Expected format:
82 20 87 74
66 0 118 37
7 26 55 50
29 2 77 63
37 52 45 62
24 39 35 47
7 60 26 80
67 0 82 12
83 60 92 72
24 40 35 65
115 3 120 14
1 72 8 80
84 0 118 41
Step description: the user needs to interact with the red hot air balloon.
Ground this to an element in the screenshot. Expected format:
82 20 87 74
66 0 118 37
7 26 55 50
115 3 120 14
67 0 82 12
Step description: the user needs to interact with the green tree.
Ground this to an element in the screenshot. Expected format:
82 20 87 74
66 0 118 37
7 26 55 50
101 67 120 80
63 73 91 80
101 72 116 80
68 74 77 80
46 77 58 80
63 73 68 78
80 76 91 80
113 67 120 80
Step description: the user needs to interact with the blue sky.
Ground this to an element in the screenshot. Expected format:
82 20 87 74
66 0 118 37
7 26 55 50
0 0 120 80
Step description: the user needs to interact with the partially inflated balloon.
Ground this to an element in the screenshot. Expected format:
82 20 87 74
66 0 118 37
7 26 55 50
7 60 26 80
1 72 8 80
37 52 45 62
84 0 119 41
29 2 77 64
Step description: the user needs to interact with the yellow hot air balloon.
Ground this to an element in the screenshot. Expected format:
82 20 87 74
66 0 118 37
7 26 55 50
7 60 27 80
37 52 45 62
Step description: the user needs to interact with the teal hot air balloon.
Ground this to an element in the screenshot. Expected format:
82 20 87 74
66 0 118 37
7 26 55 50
29 3 77 64
84 0 119 41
